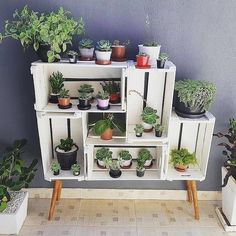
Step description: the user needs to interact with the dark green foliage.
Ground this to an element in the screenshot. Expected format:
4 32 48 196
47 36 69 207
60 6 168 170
49 71 64 94
79 38 93 49
170 148 197 167
96 147 112 161
96 40 111 51
78 84 94 94
100 81 120 94
141 107 159 125
119 150 132 161
59 88 69 98
58 138 74 152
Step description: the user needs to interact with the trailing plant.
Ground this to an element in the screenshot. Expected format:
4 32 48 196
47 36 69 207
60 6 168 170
96 40 112 51
97 91 110 100
143 41 159 47
79 38 93 49
49 71 64 94
78 84 94 94
67 50 78 56
51 162 61 172
59 88 69 98
214 118 236 187
170 148 197 167
175 80 216 112
0 6 85 62
154 124 164 132
141 107 159 125
96 147 113 161
0 139 38 212
138 149 153 162
112 40 130 47
119 150 132 161
100 81 120 94
58 138 74 152
134 124 144 134
159 53 169 61
78 92 92 100
71 163 80 172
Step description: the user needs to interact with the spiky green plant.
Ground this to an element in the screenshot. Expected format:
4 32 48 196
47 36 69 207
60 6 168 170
96 40 112 51
59 88 69 98
49 71 64 94
100 81 120 94
78 84 94 94
79 38 94 49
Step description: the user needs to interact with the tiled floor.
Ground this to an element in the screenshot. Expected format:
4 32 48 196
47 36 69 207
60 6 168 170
6 199 236 236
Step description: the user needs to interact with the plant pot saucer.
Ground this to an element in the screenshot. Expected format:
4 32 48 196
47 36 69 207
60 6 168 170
144 161 153 169
79 56 95 61
112 57 127 62
135 64 151 69
96 160 106 169
77 104 91 110
96 60 111 65
97 104 110 110
144 127 153 132
58 103 72 109
121 162 132 169
175 109 206 119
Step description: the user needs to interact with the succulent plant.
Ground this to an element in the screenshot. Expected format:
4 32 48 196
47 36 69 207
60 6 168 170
59 88 70 98
154 124 164 132
67 50 78 56
97 91 110 100
158 53 169 61
112 40 130 47
71 163 80 172
96 147 113 161
119 150 132 161
79 38 94 49
79 92 92 100
134 124 144 134
96 40 112 51
49 71 64 94
141 107 159 125
78 84 94 94
58 138 75 152
51 162 61 172
138 149 153 162
100 81 120 94
143 41 159 47
170 148 197 167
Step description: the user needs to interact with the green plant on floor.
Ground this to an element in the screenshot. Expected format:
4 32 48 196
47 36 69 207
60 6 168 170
112 40 130 47
175 80 216 112
78 84 94 94
214 118 236 187
0 6 85 62
138 149 153 162
0 139 38 212
96 91 110 100
119 150 132 161
100 81 120 94
134 124 144 134
96 40 112 51
58 138 74 152
79 38 94 48
49 71 64 94
141 107 159 125
51 162 61 172
96 147 113 162
59 88 69 98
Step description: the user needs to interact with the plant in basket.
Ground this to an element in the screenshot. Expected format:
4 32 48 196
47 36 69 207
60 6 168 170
50 162 61 176
95 40 112 65
96 91 110 110
58 88 71 109
134 124 144 137
67 50 78 63
119 150 132 168
78 38 94 60
77 92 92 110
49 71 64 103
100 81 120 104
141 107 159 132
96 147 113 168
138 149 153 168
111 40 130 61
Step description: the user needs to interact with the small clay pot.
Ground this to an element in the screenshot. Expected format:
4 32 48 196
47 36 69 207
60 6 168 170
101 128 113 140
136 55 149 67
155 130 162 137
58 97 70 107
109 93 120 103
53 170 60 176
112 46 126 61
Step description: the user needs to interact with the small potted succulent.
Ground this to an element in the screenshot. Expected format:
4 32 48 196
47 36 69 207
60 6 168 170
78 84 94 94
49 71 64 103
136 157 146 177
96 147 113 168
136 52 150 68
95 40 112 65
111 40 130 61
157 53 169 68
92 114 125 140
105 160 122 178
55 138 78 170
138 149 153 168
58 88 71 109
141 107 159 132
67 50 78 63
78 38 94 60
51 162 61 176
134 124 144 137
138 41 161 66
100 81 120 104
170 148 197 172
96 91 110 110
77 92 92 110
154 123 164 137
119 150 132 168
175 80 216 118
71 163 80 176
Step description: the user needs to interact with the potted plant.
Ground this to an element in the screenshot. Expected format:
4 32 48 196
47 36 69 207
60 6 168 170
95 40 112 65
136 52 150 68
55 138 78 170
157 53 169 68
0 6 85 62
154 124 164 137
136 157 146 177
175 79 216 118
119 150 132 168
138 149 153 168
92 114 125 140
71 163 80 176
96 147 113 168
170 148 197 172
0 139 38 235
50 162 61 175
49 71 64 103
111 40 130 61
134 124 144 137
67 50 78 63
78 38 94 60
105 160 122 178
58 88 71 109
141 107 159 132
78 84 94 95
100 81 120 104
214 118 236 226
138 41 161 67
96 91 110 110
77 92 92 110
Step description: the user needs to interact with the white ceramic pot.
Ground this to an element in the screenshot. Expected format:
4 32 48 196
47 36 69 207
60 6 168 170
121 159 132 167
142 122 153 131
138 44 161 67
97 159 106 167
79 47 94 58
144 159 152 167
97 98 109 108
95 50 112 61
222 167 236 226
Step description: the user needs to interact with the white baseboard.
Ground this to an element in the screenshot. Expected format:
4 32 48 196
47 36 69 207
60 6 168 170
25 188 222 201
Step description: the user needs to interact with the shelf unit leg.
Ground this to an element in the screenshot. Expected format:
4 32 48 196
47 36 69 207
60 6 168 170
186 180 193 203
48 180 62 220
190 180 200 220
56 181 63 201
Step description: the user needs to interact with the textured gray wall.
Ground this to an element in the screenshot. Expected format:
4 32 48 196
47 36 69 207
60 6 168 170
0 0 235 190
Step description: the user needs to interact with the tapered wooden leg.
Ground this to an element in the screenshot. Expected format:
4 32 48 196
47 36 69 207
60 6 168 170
186 180 193 203
48 180 61 220
190 180 200 220
56 181 63 201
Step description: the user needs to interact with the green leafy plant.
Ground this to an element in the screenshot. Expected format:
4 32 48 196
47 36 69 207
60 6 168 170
175 80 216 112
71 163 80 172
78 84 94 94
0 139 38 212
67 50 78 56
134 124 144 134
136 161 145 172
51 162 61 172
214 118 236 187
119 150 132 161
58 138 74 152
59 88 69 98
154 124 164 132
143 41 159 47
92 114 125 135
0 6 85 62
141 107 159 125
79 38 93 49
159 53 169 61
100 81 120 94
49 71 64 94
138 149 153 163
96 147 113 161
96 40 112 51
97 91 110 100
170 148 197 167
78 92 92 100
105 160 121 170
112 40 130 47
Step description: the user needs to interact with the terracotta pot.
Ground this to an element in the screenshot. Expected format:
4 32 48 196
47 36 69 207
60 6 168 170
136 55 149 67
112 46 126 60
109 93 120 103
174 164 188 172
101 128 113 140
58 97 70 107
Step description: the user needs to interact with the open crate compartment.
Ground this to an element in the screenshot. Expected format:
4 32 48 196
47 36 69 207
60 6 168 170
85 144 168 180
36 112 85 181
166 111 215 181
126 63 176 143
31 62 127 113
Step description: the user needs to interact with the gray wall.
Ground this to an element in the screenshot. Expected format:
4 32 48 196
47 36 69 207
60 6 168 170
0 0 235 190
